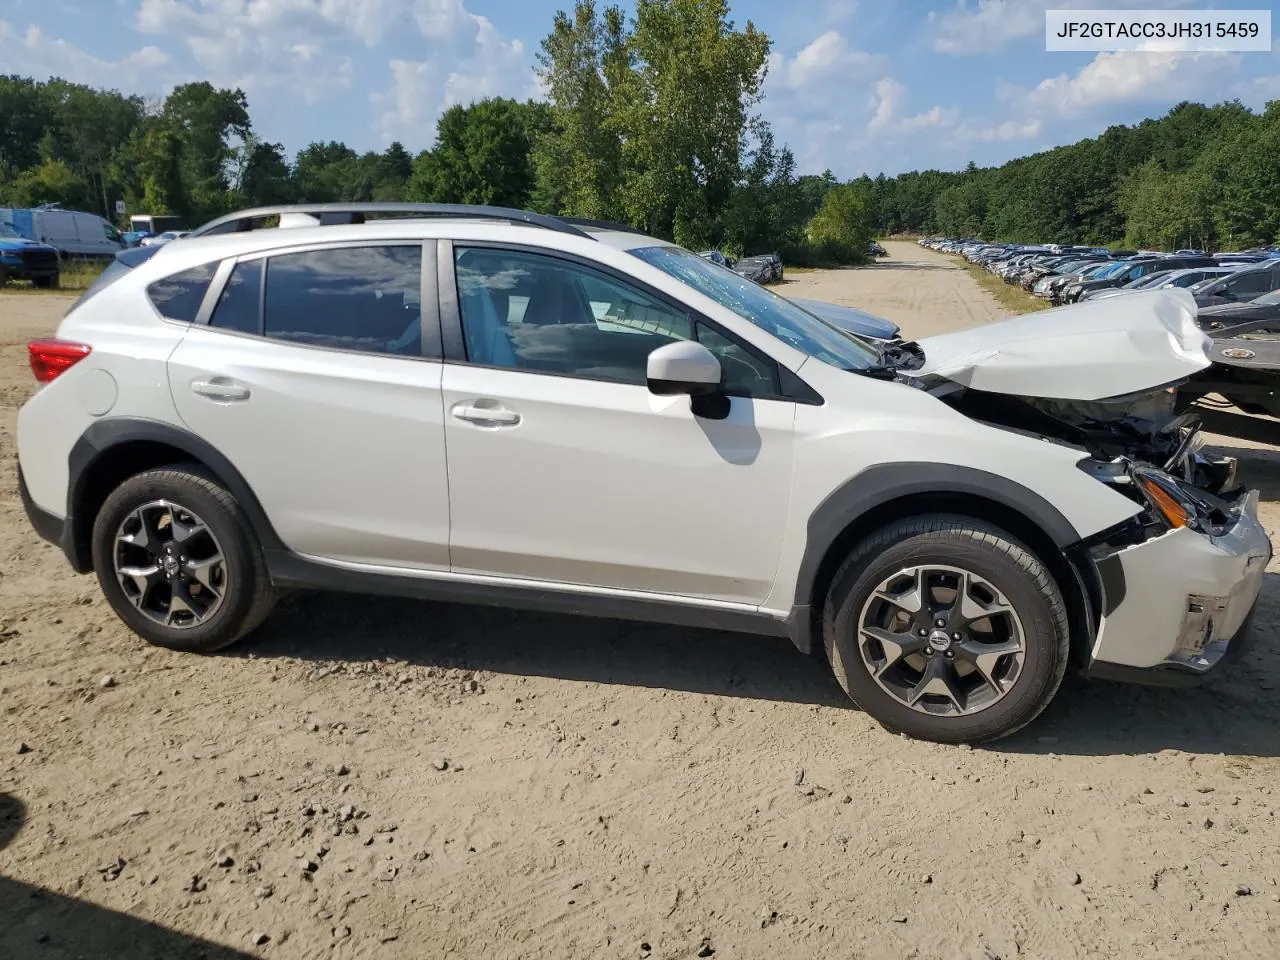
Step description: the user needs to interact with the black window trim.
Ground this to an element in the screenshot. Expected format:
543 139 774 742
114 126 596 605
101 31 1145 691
197 239 444 361
435 238 822 405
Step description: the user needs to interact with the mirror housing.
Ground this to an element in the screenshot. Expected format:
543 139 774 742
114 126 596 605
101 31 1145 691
647 340 722 397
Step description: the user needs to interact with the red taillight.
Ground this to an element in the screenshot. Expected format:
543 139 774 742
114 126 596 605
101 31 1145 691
28 338 91 384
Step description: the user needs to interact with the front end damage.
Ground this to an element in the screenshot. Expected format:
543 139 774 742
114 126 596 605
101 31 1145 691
930 379 1271 683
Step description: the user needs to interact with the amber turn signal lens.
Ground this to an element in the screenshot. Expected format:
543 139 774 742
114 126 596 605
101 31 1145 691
1135 474 1191 529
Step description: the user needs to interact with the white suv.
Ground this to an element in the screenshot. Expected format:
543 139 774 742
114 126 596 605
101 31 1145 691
16 204 1271 744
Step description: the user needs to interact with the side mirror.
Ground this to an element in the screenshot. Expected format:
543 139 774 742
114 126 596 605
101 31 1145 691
647 340 721 396
647 341 731 420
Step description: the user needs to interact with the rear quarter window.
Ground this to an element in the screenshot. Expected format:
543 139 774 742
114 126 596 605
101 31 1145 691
146 263 217 322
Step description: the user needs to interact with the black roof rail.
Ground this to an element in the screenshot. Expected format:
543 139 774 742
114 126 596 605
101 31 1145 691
553 215 648 235
186 203 596 240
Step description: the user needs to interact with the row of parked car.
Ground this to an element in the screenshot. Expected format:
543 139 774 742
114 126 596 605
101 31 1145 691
921 236 1280 316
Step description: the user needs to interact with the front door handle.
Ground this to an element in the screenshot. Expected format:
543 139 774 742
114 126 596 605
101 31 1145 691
451 402 521 427
191 377 251 402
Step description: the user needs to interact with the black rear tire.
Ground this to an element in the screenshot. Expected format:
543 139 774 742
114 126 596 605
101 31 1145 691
33 274 58 289
91 465 275 652
823 514 1069 744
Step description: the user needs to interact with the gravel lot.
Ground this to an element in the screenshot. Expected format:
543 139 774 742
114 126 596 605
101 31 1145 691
2 241 1278 960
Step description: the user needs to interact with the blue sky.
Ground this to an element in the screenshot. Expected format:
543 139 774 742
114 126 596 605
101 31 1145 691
1 0 1278 177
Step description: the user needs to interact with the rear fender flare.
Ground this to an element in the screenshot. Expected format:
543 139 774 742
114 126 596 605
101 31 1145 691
65 417 284 572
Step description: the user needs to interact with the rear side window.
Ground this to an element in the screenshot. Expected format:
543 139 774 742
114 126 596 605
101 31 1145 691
209 260 262 334
147 263 216 322
262 246 423 356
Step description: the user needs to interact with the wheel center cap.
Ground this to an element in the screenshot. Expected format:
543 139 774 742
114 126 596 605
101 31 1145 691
927 629 952 652
163 555 180 577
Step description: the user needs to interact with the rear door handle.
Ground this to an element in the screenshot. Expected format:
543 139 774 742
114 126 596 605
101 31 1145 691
191 377 251 402
451 402 521 426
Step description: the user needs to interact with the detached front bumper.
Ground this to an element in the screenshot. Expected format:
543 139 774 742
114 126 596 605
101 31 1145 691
1087 489 1271 686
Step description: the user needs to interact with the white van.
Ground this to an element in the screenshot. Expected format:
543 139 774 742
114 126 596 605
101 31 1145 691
0 206 125 258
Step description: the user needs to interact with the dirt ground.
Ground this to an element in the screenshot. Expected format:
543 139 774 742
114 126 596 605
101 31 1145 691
2 240 1277 960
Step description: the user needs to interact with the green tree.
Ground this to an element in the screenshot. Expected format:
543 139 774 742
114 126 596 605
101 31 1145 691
533 1 628 220
292 141 359 202
0 76 52 177
1117 160 1213 250
159 82 252 219
0 157 90 209
234 136 294 206
408 98 549 207
133 126 186 216
806 182 873 264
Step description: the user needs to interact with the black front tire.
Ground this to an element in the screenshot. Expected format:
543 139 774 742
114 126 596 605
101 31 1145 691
823 515 1069 745
33 274 59 289
91 465 275 652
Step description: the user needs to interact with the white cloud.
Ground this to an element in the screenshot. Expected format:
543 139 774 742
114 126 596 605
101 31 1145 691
1232 73 1280 108
930 0 1200 55
865 77 957 136
413 0 471 40
137 0 356 102
930 0 1046 54
955 118 1042 142
370 59 437 144
369 4 531 144
898 105 961 134
765 30 883 90
866 76 907 133
139 0 402 47
0 20 174 91
1018 50 1239 116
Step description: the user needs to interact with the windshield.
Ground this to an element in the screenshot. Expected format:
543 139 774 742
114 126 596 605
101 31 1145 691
0 222 20 240
628 244 880 370
1092 262 1128 279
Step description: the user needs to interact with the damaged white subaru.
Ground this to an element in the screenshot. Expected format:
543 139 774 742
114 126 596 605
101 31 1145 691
15 204 1272 744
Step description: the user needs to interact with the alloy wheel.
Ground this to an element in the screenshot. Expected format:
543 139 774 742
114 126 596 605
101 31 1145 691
113 500 227 628
856 564 1026 717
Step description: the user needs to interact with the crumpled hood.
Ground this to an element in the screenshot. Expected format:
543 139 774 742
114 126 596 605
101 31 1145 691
914 287 1210 401
785 296 901 341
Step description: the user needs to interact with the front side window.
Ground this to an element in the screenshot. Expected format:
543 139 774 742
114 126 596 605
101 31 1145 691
454 247 785 396
455 247 694 385
263 246 423 355
147 263 216 322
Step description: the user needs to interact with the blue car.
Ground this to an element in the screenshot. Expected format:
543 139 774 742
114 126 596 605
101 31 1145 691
0 220 60 287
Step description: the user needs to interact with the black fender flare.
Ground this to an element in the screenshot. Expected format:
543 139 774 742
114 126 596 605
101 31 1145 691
64 417 285 572
787 462 1083 652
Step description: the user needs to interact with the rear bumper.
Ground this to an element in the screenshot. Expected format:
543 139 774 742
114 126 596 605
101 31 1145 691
17 462 67 548
1086 489 1271 685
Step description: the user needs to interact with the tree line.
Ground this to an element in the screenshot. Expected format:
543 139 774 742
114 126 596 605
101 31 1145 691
0 0 871 264
862 99 1280 251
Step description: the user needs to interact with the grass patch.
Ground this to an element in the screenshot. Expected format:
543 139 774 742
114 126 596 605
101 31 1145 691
1 258 106 295
952 256 1050 314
